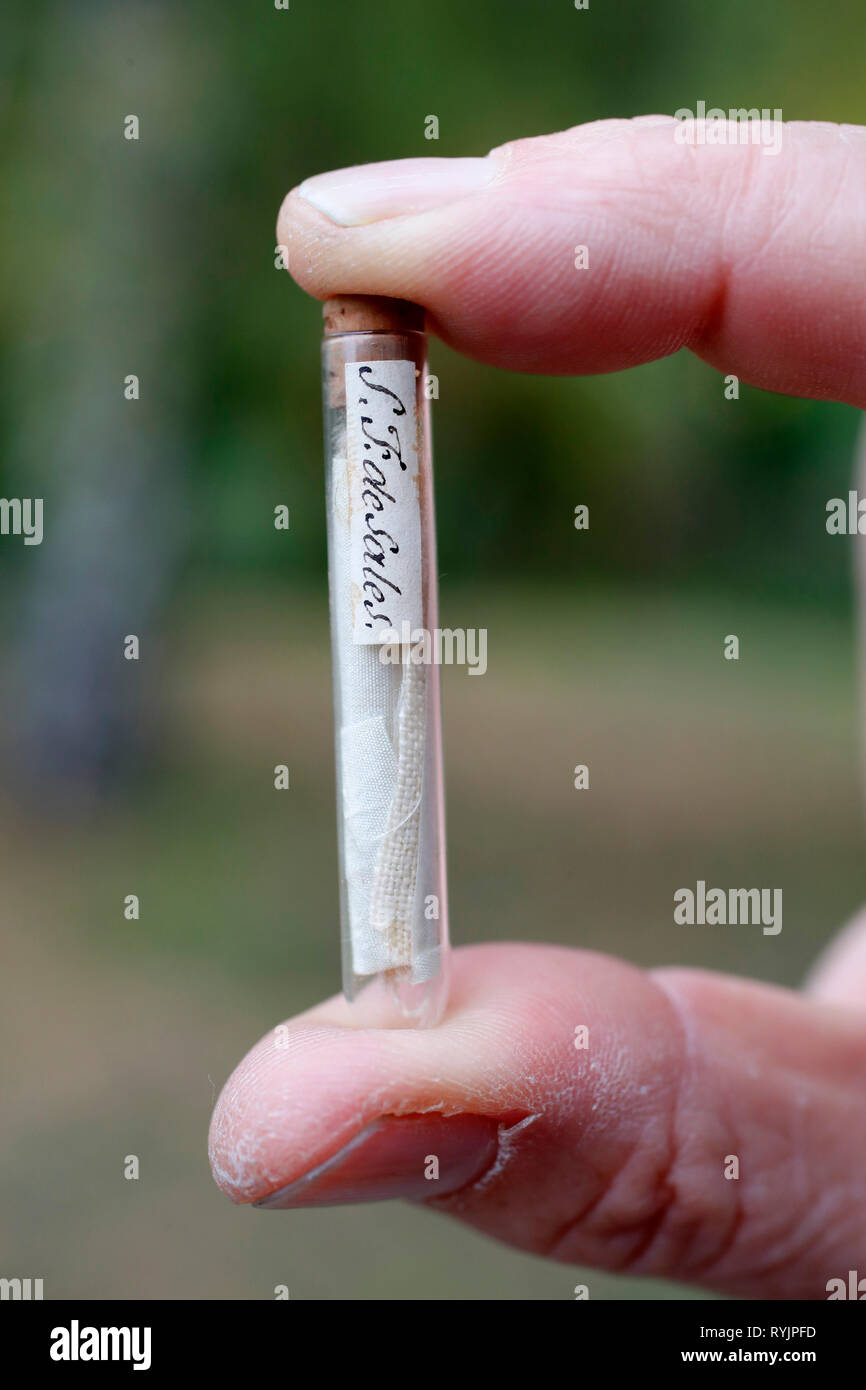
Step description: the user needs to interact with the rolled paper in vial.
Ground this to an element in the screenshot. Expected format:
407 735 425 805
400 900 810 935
321 295 449 1027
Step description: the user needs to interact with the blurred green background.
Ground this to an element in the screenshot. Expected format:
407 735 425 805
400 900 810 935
0 0 864 1300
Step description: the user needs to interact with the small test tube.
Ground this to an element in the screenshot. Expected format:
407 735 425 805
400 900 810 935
321 295 449 1027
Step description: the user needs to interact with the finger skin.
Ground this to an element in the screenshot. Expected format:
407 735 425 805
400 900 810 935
209 943 866 1299
279 117 866 406
807 906 866 1008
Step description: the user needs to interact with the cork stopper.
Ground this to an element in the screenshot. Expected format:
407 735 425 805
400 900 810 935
323 295 425 337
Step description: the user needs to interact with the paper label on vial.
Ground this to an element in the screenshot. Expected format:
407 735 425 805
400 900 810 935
345 359 423 644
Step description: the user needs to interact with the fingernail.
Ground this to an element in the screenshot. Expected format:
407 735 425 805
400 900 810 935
253 1113 499 1209
296 156 494 227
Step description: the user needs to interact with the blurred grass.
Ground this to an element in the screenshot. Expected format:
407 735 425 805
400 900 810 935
23 579 864 991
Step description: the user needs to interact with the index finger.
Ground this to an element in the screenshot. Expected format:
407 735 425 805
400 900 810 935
278 116 866 406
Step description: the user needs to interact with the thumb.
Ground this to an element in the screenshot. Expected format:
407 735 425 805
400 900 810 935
209 943 866 1299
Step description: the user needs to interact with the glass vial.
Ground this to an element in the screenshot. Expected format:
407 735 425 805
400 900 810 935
321 295 449 1027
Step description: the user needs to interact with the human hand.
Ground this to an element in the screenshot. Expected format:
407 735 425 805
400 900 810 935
210 118 866 1299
